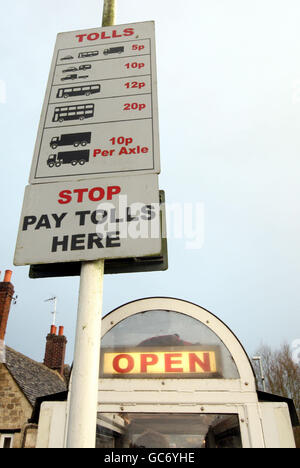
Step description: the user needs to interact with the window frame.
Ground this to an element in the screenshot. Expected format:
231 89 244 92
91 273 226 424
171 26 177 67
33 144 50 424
0 433 14 448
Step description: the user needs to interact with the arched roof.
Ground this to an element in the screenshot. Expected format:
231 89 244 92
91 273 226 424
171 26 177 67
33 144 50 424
102 297 256 390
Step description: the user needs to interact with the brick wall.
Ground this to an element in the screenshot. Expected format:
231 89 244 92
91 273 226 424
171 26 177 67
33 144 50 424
0 280 14 342
44 327 67 376
0 363 33 448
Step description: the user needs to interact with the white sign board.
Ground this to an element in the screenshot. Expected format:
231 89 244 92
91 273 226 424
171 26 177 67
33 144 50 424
14 175 161 266
29 22 160 184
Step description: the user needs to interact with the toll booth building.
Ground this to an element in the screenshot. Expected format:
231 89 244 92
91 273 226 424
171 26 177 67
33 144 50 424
36 298 298 449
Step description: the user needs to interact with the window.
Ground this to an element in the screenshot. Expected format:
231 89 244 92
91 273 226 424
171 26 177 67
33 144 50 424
96 413 242 449
100 310 239 379
0 434 14 448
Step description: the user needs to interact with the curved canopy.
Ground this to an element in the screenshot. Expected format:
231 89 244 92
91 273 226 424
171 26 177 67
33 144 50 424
101 297 256 389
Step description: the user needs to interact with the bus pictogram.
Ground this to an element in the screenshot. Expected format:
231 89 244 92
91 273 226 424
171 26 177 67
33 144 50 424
78 51 99 59
52 104 95 123
56 85 101 99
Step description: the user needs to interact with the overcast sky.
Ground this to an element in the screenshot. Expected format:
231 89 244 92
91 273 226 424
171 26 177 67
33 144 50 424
1 0 300 365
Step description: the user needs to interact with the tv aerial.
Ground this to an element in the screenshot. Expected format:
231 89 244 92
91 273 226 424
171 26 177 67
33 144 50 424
44 296 57 326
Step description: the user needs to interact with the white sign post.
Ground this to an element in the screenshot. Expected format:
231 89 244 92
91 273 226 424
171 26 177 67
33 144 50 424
66 2 114 449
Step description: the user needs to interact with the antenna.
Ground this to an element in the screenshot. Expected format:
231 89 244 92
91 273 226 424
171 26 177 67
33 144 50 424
45 296 57 326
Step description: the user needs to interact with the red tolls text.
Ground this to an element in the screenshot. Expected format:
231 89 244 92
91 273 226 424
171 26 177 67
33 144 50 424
76 28 134 43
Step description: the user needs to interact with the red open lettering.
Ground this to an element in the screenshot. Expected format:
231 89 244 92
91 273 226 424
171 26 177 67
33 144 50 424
165 353 183 373
113 354 134 374
189 352 211 372
140 354 159 372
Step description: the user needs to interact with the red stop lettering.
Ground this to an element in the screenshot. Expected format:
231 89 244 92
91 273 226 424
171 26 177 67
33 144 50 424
107 186 121 200
88 187 105 202
73 188 89 203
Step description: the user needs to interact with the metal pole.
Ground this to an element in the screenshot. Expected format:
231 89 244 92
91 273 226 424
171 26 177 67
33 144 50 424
66 260 104 448
44 296 57 327
252 356 266 392
102 0 116 27
259 358 266 392
66 0 116 448
52 297 57 327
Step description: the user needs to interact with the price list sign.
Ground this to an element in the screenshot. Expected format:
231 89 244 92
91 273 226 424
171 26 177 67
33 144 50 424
29 21 160 183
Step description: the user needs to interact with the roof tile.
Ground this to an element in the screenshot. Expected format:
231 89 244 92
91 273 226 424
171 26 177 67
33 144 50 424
5 347 67 406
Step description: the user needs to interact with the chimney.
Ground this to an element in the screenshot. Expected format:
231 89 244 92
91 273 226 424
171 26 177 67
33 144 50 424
0 270 14 342
43 325 67 377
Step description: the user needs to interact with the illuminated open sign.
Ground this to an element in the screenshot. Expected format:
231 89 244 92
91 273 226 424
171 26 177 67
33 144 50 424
100 347 222 379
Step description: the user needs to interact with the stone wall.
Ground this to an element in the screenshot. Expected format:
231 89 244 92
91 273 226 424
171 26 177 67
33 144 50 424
0 363 34 448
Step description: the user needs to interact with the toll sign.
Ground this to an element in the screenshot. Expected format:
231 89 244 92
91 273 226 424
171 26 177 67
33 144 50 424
14 175 161 266
29 21 160 184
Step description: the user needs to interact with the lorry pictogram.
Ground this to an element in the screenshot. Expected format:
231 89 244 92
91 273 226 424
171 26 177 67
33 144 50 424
47 150 90 167
50 132 92 149
103 46 125 55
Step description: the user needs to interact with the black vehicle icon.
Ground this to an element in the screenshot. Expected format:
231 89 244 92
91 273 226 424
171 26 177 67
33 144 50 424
50 132 92 149
78 51 99 59
47 150 90 167
52 104 94 122
62 67 78 73
60 55 74 61
61 74 78 81
103 46 124 55
79 64 92 71
57 84 100 99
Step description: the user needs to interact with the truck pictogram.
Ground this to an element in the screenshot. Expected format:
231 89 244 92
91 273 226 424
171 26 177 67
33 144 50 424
50 133 92 149
103 46 125 55
47 150 90 167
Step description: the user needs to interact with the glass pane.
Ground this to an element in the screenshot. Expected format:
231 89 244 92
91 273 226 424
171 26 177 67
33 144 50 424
96 413 242 449
100 310 239 379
